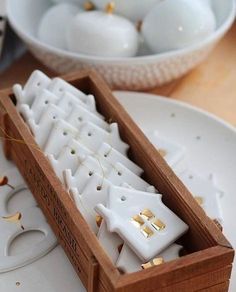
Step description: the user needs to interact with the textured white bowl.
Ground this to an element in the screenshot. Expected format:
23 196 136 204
7 0 235 90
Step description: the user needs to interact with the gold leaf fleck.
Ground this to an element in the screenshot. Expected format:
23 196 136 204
105 2 115 14
2 212 24 230
141 262 153 269
141 257 164 269
0 176 15 190
195 196 204 205
152 257 165 265
83 1 95 11
158 149 167 157
96 215 103 228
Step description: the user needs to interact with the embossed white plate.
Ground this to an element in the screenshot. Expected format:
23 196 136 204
1 91 236 291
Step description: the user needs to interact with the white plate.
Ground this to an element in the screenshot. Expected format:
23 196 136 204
0 91 235 291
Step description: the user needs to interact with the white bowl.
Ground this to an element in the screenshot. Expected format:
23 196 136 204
7 0 236 90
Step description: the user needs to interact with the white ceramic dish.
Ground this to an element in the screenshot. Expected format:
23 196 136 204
7 0 236 90
0 91 236 291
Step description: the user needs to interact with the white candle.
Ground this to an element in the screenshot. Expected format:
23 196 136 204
142 0 216 54
38 3 81 49
67 3 139 57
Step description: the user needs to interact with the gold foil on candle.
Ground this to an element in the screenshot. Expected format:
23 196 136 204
141 226 154 238
140 209 155 221
151 219 166 231
132 215 145 228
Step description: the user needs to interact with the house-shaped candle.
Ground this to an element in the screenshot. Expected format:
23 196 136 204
95 186 188 261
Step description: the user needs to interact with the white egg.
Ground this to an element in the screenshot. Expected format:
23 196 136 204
93 0 161 22
142 0 216 54
38 3 81 49
67 11 139 57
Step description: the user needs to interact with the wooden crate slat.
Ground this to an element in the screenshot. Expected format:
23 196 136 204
116 246 233 291
116 265 232 292
88 256 99 292
197 281 229 292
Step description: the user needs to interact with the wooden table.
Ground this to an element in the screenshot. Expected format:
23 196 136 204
1 22 236 126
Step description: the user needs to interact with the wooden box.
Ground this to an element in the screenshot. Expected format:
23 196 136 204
0 70 234 292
